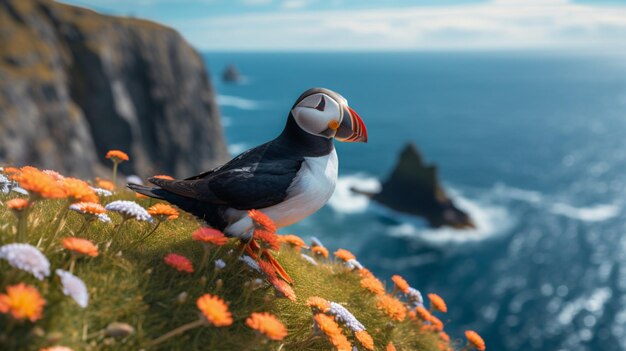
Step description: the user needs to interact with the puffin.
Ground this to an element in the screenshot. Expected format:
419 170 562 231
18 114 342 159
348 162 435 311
128 88 367 280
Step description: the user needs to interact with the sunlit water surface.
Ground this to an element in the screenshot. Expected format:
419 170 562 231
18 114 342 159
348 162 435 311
204 51 626 351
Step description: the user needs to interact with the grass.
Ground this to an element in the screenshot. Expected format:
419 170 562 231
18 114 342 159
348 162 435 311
0 182 460 351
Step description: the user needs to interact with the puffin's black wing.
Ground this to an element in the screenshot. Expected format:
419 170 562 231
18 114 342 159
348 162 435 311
149 142 304 210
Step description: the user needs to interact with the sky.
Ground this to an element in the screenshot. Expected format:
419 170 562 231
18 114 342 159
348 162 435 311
60 0 626 51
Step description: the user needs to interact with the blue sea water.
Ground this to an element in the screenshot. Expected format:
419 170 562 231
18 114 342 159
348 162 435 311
204 52 626 351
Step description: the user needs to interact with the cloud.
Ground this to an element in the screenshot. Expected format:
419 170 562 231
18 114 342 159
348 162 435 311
159 0 626 50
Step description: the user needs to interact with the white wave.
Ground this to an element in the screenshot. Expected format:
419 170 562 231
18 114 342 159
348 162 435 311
492 182 543 204
386 187 513 247
228 143 249 156
327 174 381 214
217 95 262 110
550 202 621 222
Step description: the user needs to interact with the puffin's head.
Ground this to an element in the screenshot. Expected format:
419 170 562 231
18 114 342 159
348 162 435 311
291 88 367 143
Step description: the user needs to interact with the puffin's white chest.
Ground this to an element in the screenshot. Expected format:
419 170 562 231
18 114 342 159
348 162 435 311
263 149 338 227
223 149 338 237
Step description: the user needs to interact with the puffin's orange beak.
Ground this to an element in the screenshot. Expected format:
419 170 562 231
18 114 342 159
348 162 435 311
335 106 368 143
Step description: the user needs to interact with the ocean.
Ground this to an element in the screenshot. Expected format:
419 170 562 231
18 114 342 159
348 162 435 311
204 51 626 351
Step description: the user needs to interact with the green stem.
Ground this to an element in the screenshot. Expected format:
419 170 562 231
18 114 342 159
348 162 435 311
44 202 70 250
16 210 27 242
69 254 77 274
75 218 91 237
112 162 119 187
199 244 210 271
106 219 128 253
146 319 205 348
139 221 162 242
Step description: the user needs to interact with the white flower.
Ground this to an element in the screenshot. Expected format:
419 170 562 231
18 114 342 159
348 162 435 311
12 186 28 195
98 213 112 223
105 200 152 222
300 253 318 265
215 259 226 270
240 255 260 272
90 187 113 197
406 287 424 308
345 259 363 271
311 237 325 248
0 174 9 194
56 269 89 308
329 302 365 332
0 244 50 280
126 175 144 185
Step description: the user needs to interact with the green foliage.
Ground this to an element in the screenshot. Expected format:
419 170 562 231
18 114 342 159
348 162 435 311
0 191 451 351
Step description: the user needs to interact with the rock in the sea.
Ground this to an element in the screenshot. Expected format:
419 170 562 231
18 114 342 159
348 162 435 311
222 64 241 83
0 0 229 178
353 143 475 229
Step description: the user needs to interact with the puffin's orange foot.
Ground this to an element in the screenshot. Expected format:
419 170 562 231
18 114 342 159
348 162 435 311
244 240 293 284
262 249 294 284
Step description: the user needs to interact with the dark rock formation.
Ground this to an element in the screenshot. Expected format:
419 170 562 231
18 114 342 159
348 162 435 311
352 143 475 229
0 0 229 178
222 64 241 83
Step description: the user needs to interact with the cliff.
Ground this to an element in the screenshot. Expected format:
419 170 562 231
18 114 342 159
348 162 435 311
353 143 475 229
0 0 229 178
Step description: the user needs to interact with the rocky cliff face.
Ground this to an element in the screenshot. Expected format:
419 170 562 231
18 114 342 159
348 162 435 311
353 143 475 229
0 0 229 178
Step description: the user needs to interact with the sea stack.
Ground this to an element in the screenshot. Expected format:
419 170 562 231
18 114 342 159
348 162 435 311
353 143 475 229
222 64 241 83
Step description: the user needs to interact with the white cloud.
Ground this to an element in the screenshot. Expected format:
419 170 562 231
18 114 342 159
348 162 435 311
171 0 626 50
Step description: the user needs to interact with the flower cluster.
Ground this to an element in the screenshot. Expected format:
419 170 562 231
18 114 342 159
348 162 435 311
105 200 152 222
0 283 46 322
0 243 50 280
55 269 89 308
147 203 179 221
246 312 287 341
69 202 111 223
9 166 66 199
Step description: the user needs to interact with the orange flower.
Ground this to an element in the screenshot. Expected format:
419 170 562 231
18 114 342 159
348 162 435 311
361 276 385 295
152 174 174 180
386 342 397 351
269 276 297 302
246 312 288 341
359 268 374 278
430 315 444 331
164 253 194 273
376 295 406 322
62 178 99 203
306 296 331 313
313 313 351 351
95 178 116 191
40 347 74 351
0 283 46 322
465 330 486 351
355 330 374 351
62 237 98 257
196 294 233 327
105 150 129 162
428 293 448 313
11 166 66 199
416 306 434 321
334 249 355 262
248 209 277 233
42 170 65 180
147 203 179 221
391 275 410 293
254 229 280 251
278 234 308 251
311 246 329 258
192 228 228 246
70 202 106 215
7 198 28 211
439 331 451 343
